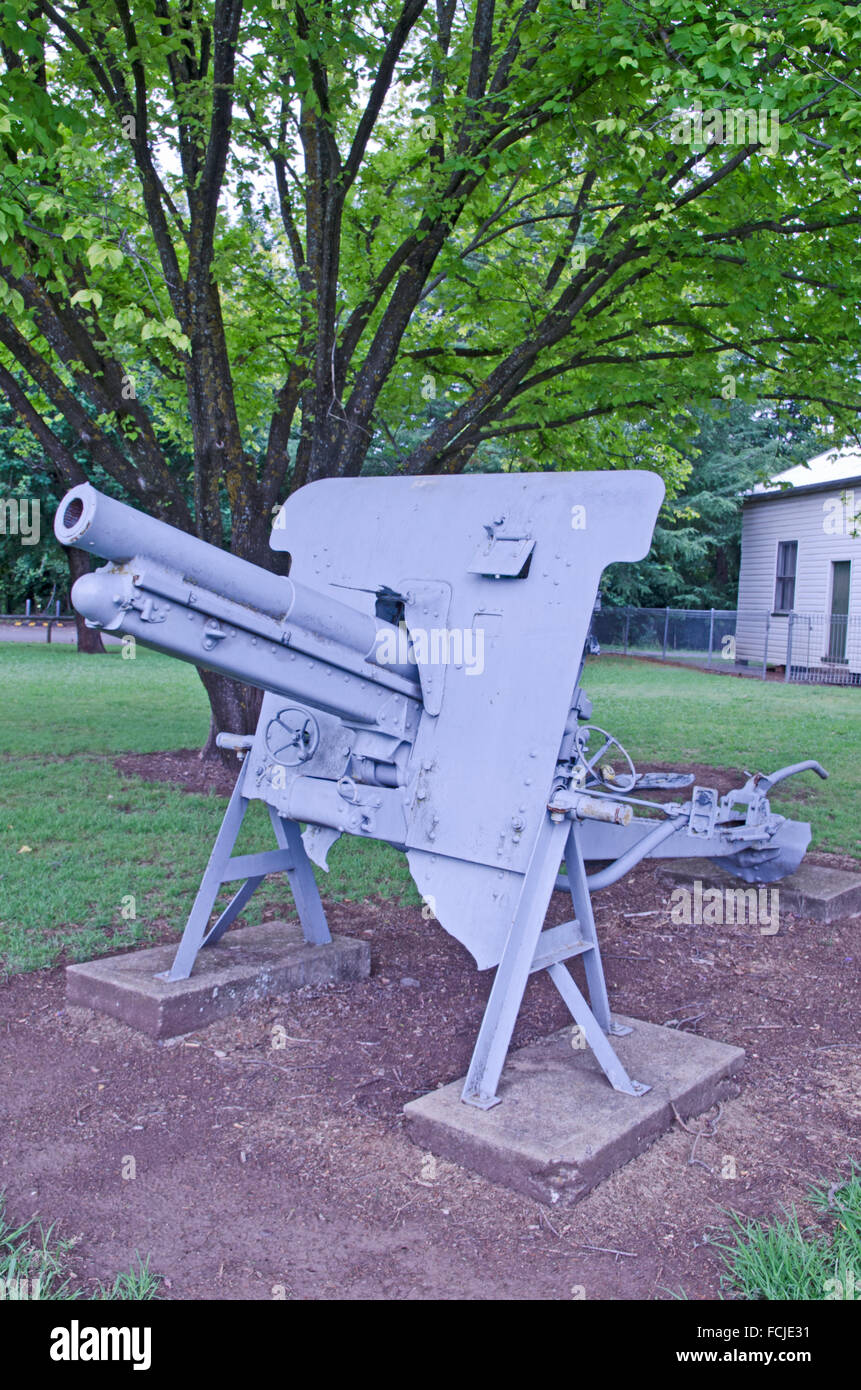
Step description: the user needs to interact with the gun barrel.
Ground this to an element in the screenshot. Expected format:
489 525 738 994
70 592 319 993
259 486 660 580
55 484 421 724
56 483 409 658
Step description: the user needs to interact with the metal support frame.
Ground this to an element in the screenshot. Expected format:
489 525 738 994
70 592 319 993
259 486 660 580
164 772 331 982
461 816 649 1110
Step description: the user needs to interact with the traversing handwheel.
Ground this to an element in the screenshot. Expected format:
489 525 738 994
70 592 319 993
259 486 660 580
574 724 637 793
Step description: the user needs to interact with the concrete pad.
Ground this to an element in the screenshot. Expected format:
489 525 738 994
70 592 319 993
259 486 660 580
403 1017 743 1206
66 921 369 1039
655 858 861 923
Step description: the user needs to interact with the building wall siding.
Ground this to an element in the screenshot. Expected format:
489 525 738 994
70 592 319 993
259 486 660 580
736 486 861 671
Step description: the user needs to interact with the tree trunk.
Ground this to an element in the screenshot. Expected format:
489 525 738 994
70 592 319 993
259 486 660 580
66 546 106 654
196 668 264 766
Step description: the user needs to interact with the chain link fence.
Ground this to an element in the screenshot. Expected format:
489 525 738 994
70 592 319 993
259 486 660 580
4 601 860 682
592 606 861 685
782 613 861 685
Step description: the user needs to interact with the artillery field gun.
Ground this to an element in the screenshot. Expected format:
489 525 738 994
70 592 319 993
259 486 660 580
55 473 826 1109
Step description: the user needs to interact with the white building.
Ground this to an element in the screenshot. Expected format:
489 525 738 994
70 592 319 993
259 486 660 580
736 447 861 680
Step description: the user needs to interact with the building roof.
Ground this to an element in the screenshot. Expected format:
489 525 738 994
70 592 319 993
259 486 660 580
746 446 861 503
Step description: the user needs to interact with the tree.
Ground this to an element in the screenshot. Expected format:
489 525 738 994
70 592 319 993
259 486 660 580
1 0 860 745
600 397 823 608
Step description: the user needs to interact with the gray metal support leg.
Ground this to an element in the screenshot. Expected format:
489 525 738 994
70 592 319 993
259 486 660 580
547 963 649 1096
164 772 333 982
166 775 251 980
563 822 614 1031
461 814 650 1109
201 875 265 949
269 809 331 946
461 816 571 1109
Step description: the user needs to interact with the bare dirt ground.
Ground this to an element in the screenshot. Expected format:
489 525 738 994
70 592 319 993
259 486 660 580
0 754 858 1301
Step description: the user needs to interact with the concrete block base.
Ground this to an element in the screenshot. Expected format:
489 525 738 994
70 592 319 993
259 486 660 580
404 1016 743 1206
655 858 861 923
66 921 370 1039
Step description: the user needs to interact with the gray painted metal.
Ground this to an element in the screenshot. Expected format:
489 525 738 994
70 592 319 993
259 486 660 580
56 472 827 1107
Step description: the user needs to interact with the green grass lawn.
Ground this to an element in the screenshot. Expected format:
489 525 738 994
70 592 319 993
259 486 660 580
708 1167 861 1301
0 1195 161 1300
1 645 858 976
0 643 208 755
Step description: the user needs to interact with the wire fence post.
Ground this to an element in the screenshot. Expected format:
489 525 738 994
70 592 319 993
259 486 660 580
662 607 670 661
762 612 770 681
784 613 794 682
623 609 630 656
707 608 715 667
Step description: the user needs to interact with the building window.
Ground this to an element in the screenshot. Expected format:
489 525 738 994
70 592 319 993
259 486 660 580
774 540 797 613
